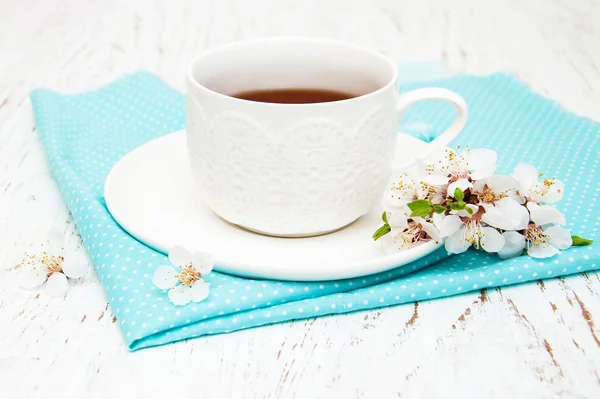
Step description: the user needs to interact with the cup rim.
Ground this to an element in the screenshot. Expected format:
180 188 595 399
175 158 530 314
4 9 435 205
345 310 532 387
187 37 398 108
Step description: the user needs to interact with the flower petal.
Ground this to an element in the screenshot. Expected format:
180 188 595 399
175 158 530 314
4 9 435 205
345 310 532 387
448 178 473 198
466 148 497 168
470 165 496 181
420 147 450 171
466 149 497 179
61 251 88 279
480 205 505 229
191 281 210 302
504 199 530 230
379 234 401 255
386 210 409 230
20 265 48 289
428 186 450 206
168 245 192 267
382 175 416 209
192 252 214 275
436 214 463 237
152 266 179 290
432 212 444 228
512 163 538 191
498 231 526 259
545 226 572 250
473 179 486 192
539 179 565 204
485 175 517 193
480 227 505 253
168 285 193 306
420 221 441 242
382 193 406 212
507 189 526 205
528 243 559 258
482 197 529 230
421 173 451 186
389 225 406 240
527 203 566 226
453 204 479 218
445 228 470 254
46 272 69 297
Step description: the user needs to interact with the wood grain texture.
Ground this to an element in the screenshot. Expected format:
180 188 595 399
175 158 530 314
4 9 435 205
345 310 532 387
1 0 599 397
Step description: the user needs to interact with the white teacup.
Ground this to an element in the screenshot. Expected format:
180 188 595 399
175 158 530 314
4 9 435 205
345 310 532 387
186 38 468 237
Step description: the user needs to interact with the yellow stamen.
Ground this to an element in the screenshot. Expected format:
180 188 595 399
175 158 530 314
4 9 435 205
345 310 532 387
177 263 201 287
525 225 550 247
393 221 431 250
532 178 557 198
463 220 485 249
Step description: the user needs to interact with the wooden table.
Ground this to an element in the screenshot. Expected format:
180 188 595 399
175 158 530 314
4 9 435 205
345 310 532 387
1 0 599 397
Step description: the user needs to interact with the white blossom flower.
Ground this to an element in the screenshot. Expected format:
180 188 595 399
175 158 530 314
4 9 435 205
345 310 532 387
498 225 572 259
512 163 565 204
382 170 425 215
152 246 213 306
471 175 530 231
435 206 505 255
383 167 447 217
421 147 497 187
472 175 516 203
19 230 87 297
381 216 441 254
426 182 448 205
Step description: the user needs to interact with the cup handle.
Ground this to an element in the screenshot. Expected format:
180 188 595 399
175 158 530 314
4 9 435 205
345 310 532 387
395 88 469 168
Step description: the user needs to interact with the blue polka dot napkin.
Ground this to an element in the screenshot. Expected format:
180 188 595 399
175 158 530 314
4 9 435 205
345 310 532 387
30 71 599 351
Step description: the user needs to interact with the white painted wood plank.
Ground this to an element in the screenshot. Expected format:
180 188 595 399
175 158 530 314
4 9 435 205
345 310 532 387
1 0 599 397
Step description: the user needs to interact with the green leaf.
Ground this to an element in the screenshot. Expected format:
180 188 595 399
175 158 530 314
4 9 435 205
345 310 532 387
466 206 474 215
572 235 593 246
372 224 391 241
382 212 389 225
449 202 463 211
407 200 433 217
453 187 465 202
433 205 447 214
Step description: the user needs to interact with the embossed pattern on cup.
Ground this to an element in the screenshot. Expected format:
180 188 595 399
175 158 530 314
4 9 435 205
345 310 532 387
187 91 394 236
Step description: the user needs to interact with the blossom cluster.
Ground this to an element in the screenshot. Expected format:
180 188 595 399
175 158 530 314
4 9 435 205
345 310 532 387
373 147 592 258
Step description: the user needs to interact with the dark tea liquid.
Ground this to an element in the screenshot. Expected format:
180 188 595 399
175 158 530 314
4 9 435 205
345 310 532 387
232 88 357 104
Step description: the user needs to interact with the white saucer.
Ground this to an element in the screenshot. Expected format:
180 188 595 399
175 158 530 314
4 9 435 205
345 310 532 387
104 131 442 281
